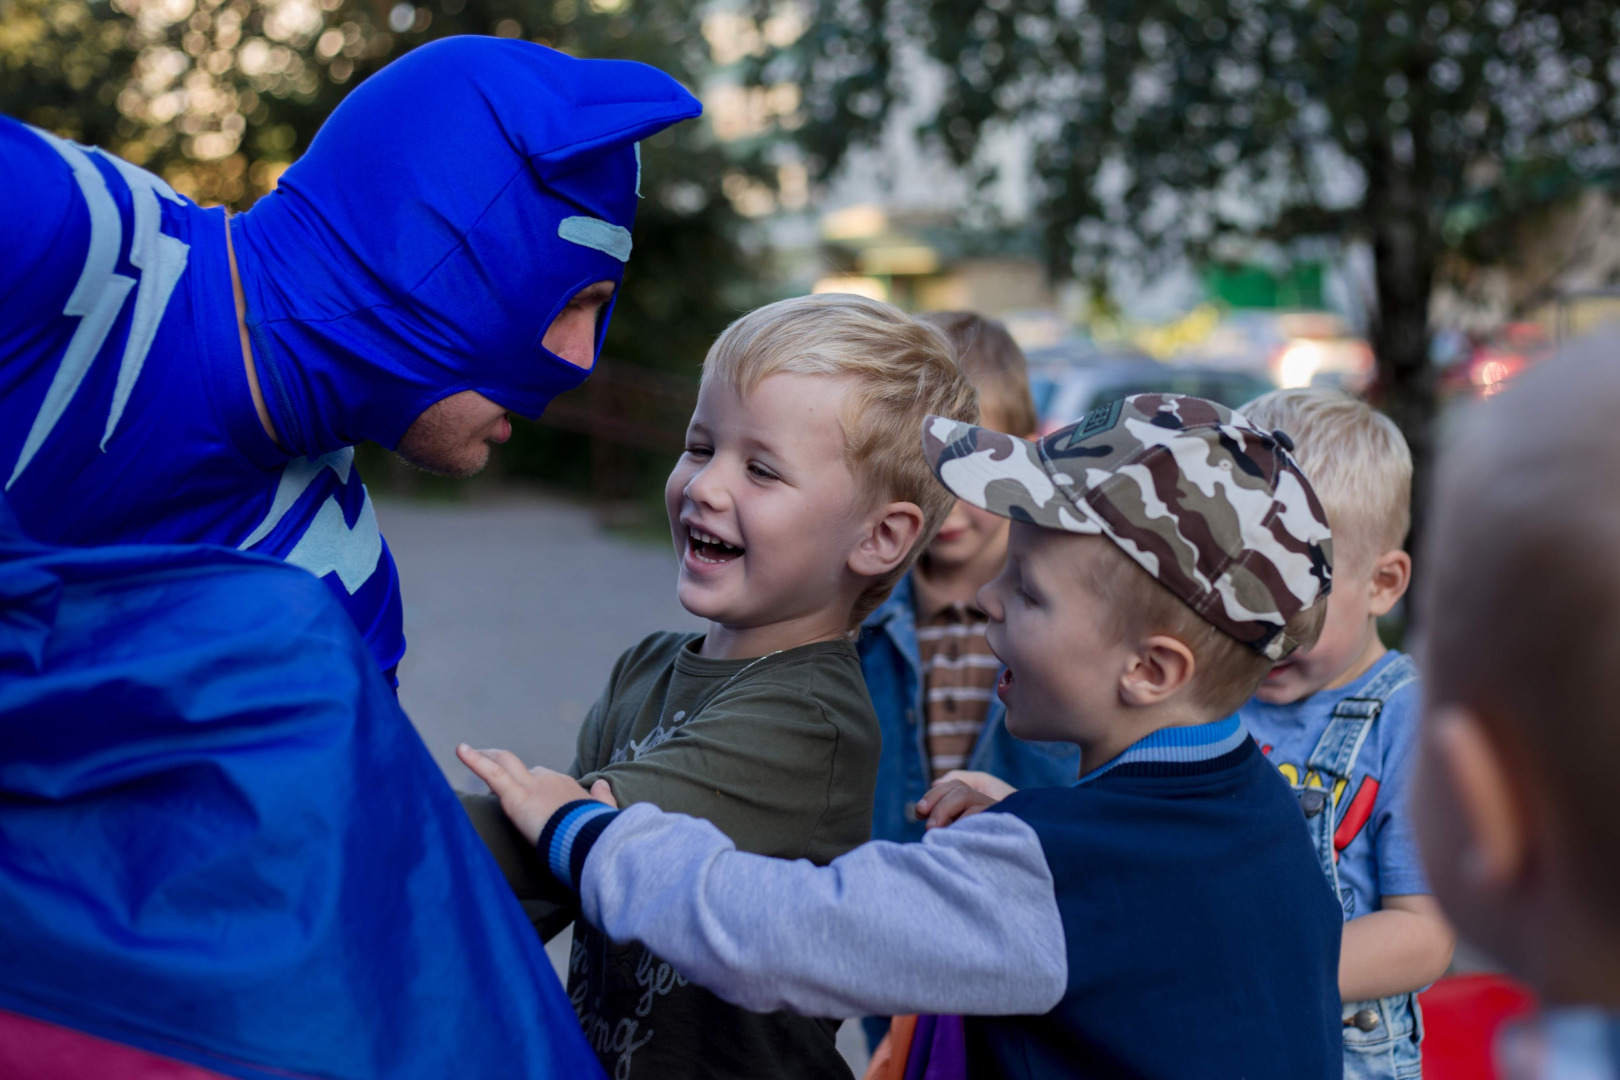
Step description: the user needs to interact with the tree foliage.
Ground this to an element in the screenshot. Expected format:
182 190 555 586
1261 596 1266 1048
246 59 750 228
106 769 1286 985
758 0 1620 457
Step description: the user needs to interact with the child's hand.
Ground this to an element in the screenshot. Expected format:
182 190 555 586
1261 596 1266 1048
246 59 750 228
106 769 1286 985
939 770 1018 801
916 778 1003 830
456 744 602 845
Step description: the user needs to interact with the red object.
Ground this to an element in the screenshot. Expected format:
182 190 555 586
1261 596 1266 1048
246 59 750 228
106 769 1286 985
1332 776 1381 861
0 1009 228 1080
1419 973 1538 1080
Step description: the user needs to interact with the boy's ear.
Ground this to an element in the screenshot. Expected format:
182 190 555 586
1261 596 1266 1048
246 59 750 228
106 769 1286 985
1368 548 1413 617
849 501 926 579
1428 706 1530 893
1118 634 1197 708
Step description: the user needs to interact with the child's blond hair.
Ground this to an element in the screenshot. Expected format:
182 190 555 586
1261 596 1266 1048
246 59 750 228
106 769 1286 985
916 311 1037 437
703 293 980 626
1241 389 1412 571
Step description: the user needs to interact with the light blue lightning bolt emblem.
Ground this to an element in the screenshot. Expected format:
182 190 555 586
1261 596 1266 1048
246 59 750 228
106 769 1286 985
7 129 191 488
8 134 133 490
97 152 188 450
239 447 384 595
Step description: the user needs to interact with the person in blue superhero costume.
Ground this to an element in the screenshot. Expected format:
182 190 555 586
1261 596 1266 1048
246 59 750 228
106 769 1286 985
0 36 701 685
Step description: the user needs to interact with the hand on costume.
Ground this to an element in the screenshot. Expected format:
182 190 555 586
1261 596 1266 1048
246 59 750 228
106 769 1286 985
456 744 605 844
916 777 1004 830
939 769 1018 801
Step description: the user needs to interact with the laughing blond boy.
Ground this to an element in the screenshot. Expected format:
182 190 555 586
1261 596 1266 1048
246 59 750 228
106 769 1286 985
469 294 975 1080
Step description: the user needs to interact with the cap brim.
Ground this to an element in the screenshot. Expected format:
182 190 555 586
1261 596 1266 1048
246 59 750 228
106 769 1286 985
922 416 1102 534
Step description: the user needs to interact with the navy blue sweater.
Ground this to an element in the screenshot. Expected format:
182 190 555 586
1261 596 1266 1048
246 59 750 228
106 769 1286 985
969 738 1343 1077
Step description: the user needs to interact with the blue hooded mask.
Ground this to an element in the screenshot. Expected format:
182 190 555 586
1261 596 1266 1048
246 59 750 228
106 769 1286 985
231 37 701 456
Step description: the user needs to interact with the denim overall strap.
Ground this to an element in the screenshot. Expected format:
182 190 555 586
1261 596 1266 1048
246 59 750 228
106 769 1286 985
1299 653 1420 897
1295 654 1424 1080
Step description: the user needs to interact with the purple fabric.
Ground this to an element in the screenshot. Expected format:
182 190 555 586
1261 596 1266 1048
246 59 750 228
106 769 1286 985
903 1014 968 1080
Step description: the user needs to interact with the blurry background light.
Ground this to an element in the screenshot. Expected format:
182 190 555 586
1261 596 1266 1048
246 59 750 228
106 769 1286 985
812 275 889 302
1273 340 1325 388
857 245 939 276
819 203 886 241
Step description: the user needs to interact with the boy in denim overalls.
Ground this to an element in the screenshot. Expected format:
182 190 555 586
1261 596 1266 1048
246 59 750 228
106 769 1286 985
1241 389 1457 1079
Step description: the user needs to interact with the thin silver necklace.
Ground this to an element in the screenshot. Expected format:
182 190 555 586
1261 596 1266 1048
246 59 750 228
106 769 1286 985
688 647 785 721
715 648 784 692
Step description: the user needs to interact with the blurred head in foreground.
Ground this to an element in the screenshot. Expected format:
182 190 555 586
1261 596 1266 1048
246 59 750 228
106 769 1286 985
1416 334 1620 1002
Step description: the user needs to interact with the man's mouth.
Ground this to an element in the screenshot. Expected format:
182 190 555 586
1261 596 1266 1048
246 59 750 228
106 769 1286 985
687 525 744 565
996 667 1014 700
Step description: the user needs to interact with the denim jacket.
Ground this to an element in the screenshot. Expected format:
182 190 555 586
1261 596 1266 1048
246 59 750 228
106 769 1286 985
857 574 1080 846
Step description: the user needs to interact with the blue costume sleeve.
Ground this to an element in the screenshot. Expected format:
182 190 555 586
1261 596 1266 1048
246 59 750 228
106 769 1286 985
0 121 74 285
0 121 86 395
0 498 602 1080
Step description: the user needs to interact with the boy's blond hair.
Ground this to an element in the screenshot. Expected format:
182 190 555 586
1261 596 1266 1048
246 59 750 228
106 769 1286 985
916 312 1038 437
1082 539 1328 716
1241 389 1412 571
703 293 980 626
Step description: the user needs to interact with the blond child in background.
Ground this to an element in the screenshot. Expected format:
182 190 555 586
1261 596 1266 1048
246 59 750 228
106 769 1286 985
856 311 1078 1053
855 311 1080 1052
1239 389 1455 1079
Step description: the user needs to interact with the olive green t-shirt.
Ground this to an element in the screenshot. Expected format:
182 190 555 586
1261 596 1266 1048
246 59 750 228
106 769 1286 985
569 631 878 1080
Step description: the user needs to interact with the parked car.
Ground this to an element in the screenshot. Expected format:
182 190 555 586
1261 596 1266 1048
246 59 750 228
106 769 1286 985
1436 322 1553 400
1175 311 1376 392
1028 359 1277 437
1024 337 1157 369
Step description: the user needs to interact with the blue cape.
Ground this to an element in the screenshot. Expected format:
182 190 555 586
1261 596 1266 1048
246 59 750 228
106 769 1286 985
233 36 702 455
0 498 602 1079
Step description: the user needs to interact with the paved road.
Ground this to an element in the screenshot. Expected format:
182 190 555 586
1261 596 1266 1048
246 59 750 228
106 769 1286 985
380 495 701 789
377 493 872 1072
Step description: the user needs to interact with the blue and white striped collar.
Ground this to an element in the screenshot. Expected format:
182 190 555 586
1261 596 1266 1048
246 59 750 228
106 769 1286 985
1076 714 1248 786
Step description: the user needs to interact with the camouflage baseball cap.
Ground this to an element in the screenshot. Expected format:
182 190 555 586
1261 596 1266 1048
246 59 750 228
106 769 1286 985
923 393 1333 660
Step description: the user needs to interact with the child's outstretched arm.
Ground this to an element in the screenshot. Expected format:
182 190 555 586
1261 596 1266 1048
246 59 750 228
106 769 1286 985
1339 896 1455 1001
457 744 1068 1020
459 744 614 836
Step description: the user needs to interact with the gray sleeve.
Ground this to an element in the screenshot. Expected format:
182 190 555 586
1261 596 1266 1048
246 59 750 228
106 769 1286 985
577 803 1068 1019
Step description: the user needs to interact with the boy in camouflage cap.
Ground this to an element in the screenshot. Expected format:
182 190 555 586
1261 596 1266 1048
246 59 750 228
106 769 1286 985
459 394 1345 1080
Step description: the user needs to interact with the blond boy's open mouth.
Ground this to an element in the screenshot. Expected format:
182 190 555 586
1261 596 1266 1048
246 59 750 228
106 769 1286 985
686 525 744 566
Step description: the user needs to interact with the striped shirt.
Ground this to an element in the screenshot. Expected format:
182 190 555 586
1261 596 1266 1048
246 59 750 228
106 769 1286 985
912 575 1001 781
